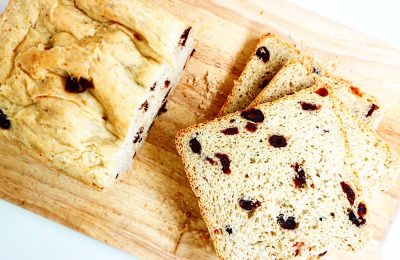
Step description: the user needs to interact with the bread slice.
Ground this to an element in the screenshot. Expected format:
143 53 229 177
249 57 383 129
330 94 400 195
176 85 370 259
0 0 194 188
248 58 398 194
218 33 300 115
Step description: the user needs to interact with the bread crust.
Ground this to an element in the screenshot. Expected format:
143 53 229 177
0 0 194 188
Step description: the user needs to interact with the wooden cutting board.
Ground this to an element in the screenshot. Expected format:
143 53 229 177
1 0 399 259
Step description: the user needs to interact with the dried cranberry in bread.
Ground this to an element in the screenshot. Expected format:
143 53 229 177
0 0 194 188
248 58 398 194
330 94 400 195
249 57 383 129
176 85 370 259
219 33 300 115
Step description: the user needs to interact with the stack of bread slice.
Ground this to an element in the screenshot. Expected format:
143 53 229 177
176 34 399 259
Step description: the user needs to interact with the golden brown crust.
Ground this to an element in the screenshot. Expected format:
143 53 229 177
0 0 193 188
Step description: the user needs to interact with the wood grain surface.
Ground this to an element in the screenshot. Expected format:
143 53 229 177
1 0 399 259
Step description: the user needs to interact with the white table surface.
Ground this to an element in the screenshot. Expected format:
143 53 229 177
0 0 399 259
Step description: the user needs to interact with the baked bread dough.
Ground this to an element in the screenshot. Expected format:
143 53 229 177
219 33 299 115
249 57 384 129
176 85 372 259
0 0 194 188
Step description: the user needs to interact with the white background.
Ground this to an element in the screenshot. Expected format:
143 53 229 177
0 0 399 259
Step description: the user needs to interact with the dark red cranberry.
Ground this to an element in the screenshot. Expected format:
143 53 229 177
292 163 306 189
259 79 269 89
277 214 298 230
366 103 379 117
134 33 144 41
268 135 287 148
164 80 171 88
348 209 365 227
245 122 257 132
140 101 149 112
239 198 261 211
221 127 239 135
205 157 216 165
215 153 231 174
133 127 144 143
256 46 270 62
65 76 93 93
300 102 320 111
189 138 202 154
349 86 363 97
179 27 192 47
225 225 233 235
318 251 327 257
240 108 264 123
0 109 11 129
315 87 329 97
357 203 367 218
340 181 356 206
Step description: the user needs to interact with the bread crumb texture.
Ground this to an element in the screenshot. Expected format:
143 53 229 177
176 85 383 259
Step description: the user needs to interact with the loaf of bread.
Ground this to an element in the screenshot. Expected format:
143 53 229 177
176 85 370 259
219 33 299 115
0 0 194 188
249 57 383 129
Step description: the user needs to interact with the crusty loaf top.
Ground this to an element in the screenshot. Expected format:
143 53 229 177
0 0 190 187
